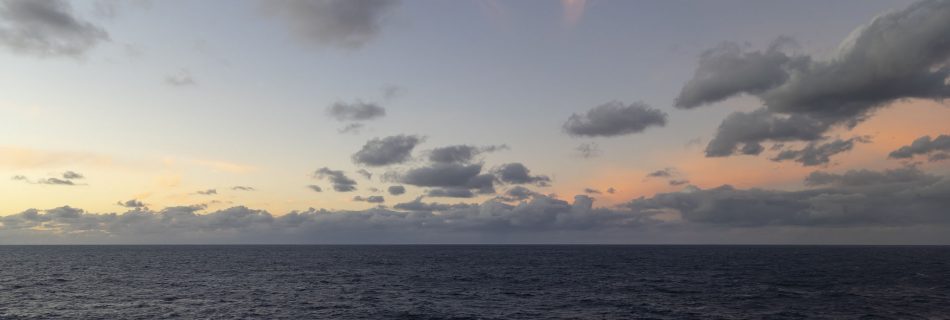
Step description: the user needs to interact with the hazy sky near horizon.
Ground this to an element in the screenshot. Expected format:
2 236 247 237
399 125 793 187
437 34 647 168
2 0 950 244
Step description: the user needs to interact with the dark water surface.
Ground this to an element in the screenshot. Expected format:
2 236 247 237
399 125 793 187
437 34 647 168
0 246 948 319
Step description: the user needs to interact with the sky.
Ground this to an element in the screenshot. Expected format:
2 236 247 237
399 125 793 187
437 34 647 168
1 0 949 244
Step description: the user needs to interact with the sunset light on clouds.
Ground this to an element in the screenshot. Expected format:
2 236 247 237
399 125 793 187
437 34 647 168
2 0 950 244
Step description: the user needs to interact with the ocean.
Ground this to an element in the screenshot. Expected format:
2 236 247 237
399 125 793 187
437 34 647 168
0 245 948 319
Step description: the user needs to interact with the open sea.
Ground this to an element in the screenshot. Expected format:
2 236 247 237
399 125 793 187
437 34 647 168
0 245 948 319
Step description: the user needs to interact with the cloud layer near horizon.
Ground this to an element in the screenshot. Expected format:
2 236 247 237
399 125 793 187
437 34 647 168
3 166 948 244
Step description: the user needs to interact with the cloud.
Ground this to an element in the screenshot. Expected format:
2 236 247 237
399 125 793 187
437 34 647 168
501 186 542 201
307 185 323 192
313 167 357 192
392 197 473 212
11 175 27 181
668 179 690 186
606 187 616 194
116 199 146 209
263 0 399 49
326 101 386 121
387 185 405 195
338 123 365 134
583 188 601 194
0 194 654 244
4 166 950 243
37 177 76 185
426 187 475 198
427 144 507 164
382 84 406 100
195 189 217 195
680 1 950 158
0 0 109 57
356 169 373 180
400 163 495 195
353 195 385 203
627 166 950 227
575 142 600 158
563 101 667 137
352 135 422 167
645 168 674 178
164 70 196 86
62 171 83 180
770 137 867 166
889 134 950 160
495 163 550 186
232 186 255 191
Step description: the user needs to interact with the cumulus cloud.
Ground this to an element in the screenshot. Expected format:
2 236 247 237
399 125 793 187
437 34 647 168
263 0 399 49
352 135 422 166
0 194 655 244
327 101 386 121
353 195 384 203
606 187 616 194
563 101 667 137
196 189 217 195
313 167 357 192
37 177 76 185
307 185 323 192
0 0 109 57
627 166 950 227
426 187 474 198
501 186 542 201
400 163 495 194
681 0 950 159
427 144 507 164
770 137 867 166
645 168 674 178
387 185 405 195
889 134 950 160
495 163 550 186
232 186 255 191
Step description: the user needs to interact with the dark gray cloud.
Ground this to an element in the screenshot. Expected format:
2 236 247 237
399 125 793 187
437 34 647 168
563 101 667 137
196 189 217 195
428 144 507 164
770 137 867 166
116 199 146 209
929 153 950 162
675 38 796 109
627 166 950 227
307 185 323 192
232 186 255 191
313 167 357 192
583 188 601 194
387 185 405 195
0 0 109 57
356 169 373 180
495 163 550 186
606 187 616 194
327 101 386 121
263 0 399 49
352 135 422 166
682 1 950 158
501 186 541 201
426 187 474 198
705 108 828 157
353 195 385 203
392 197 473 212
575 142 601 158
889 134 950 160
